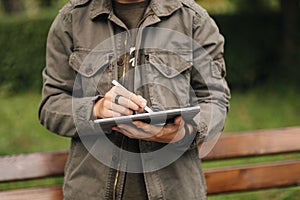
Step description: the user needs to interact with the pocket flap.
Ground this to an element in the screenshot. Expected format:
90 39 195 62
211 58 226 79
69 50 113 77
148 52 193 78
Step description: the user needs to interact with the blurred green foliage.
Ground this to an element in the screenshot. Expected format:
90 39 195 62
0 17 52 94
215 13 283 90
0 0 68 17
197 0 280 14
0 0 299 93
1 12 299 93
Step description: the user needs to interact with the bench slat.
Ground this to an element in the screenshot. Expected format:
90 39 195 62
0 127 299 198
0 151 68 182
0 127 299 183
205 159 300 194
0 186 62 200
203 127 300 160
1 160 299 198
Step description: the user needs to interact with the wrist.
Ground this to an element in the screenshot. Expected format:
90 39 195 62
93 98 103 119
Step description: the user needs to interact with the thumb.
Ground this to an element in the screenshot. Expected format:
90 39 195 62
174 116 182 125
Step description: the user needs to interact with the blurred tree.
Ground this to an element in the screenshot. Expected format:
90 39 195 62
229 0 279 13
197 0 280 14
38 0 52 7
196 0 236 14
1 0 23 14
280 0 300 81
231 0 269 13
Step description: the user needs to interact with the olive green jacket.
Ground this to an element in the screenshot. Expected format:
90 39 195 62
39 0 230 199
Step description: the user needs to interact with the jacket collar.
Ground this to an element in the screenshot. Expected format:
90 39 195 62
89 0 183 20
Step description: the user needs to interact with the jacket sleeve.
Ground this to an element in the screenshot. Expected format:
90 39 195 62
189 10 230 149
38 7 99 138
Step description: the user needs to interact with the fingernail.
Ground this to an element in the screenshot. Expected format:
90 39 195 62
118 125 124 128
141 102 146 107
133 121 139 126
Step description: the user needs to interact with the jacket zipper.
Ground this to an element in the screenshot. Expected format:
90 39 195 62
112 11 154 200
121 33 128 84
134 11 154 68
113 136 125 200
113 32 128 200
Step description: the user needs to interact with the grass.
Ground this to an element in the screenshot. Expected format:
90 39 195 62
224 85 300 132
0 177 64 191
1 86 299 155
0 86 299 199
206 86 300 199
209 186 300 200
0 91 69 155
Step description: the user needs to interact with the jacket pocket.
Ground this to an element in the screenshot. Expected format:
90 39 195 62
69 49 114 97
211 58 226 79
144 51 193 110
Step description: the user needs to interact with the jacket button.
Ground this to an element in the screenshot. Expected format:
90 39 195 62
165 68 171 76
145 141 152 148
221 69 226 77
117 57 124 66
85 68 93 75
112 155 118 162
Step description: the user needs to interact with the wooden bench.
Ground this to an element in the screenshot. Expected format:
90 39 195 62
1 127 300 199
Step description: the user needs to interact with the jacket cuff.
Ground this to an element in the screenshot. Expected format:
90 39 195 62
73 95 110 137
189 121 208 150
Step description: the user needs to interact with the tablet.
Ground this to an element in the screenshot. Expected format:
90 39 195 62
94 106 200 129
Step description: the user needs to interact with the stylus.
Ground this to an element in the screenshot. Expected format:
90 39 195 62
112 80 153 113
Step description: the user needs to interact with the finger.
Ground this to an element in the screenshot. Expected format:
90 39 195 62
103 99 132 116
115 128 136 139
100 109 122 118
163 122 181 134
169 120 186 143
173 116 183 125
136 95 148 112
158 124 184 143
114 87 147 109
175 116 185 131
132 121 164 135
119 123 181 143
161 116 183 136
118 124 154 139
132 121 181 142
111 102 134 116
112 126 122 132
119 129 155 141
114 95 139 111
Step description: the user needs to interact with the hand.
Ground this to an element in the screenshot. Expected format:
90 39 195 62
93 86 147 119
112 116 193 143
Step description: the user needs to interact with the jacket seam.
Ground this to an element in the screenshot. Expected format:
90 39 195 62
179 0 209 28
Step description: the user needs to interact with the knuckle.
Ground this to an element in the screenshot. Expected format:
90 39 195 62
124 132 133 138
131 102 139 110
102 110 110 118
156 131 164 138
128 92 135 98
126 98 131 107
142 126 150 132
111 86 118 93
128 110 134 115
104 100 112 109
123 108 130 115
104 91 112 99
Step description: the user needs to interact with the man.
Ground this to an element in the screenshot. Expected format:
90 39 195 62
39 0 230 199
